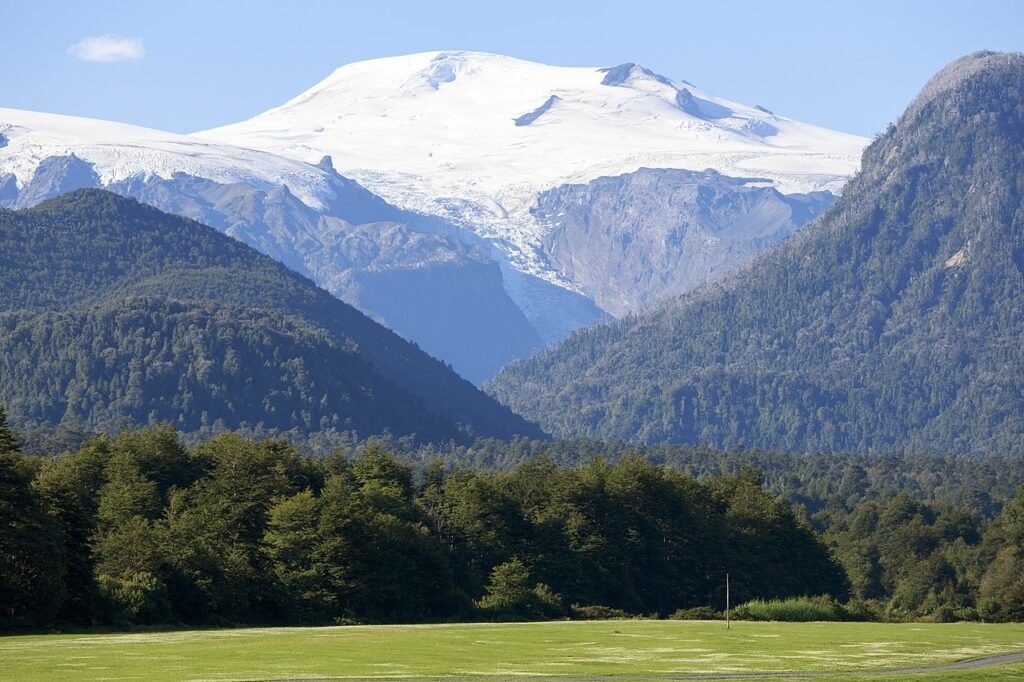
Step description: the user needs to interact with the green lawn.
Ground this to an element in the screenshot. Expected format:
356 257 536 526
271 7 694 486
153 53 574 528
2 620 1023 681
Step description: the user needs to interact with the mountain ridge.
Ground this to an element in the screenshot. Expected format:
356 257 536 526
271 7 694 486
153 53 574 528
487 51 1024 455
0 108 544 383
0 189 543 441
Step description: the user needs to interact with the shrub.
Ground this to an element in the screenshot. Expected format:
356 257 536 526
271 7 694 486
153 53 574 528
954 606 980 622
927 603 960 623
840 598 885 622
476 559 567 620
669 606 722 620
734 596 843 622
532 583 567 619
476 559 532 615
97 571 172 624
570 604 633 620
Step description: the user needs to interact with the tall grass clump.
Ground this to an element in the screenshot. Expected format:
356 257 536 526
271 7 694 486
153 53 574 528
734 596 843 622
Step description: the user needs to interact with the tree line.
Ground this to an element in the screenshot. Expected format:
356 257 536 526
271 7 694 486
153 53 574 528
3 411 1023 630
2 411 843 629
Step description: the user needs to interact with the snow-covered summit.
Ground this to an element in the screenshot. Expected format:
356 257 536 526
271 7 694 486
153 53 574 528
198 50 868 215
0 107 337 210
0 54 871 377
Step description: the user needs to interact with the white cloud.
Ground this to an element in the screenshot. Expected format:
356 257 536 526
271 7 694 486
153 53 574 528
68 35 145 63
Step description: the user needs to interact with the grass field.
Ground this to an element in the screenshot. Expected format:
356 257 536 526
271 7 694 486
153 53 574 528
3 620 1024 681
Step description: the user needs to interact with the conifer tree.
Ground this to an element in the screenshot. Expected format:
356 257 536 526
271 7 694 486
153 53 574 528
0 405 21 455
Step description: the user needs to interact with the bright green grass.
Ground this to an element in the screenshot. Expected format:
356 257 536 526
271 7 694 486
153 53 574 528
2 620 1023 681
811 663 1024 681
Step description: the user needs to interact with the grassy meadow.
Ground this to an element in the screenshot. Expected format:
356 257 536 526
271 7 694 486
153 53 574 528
2 619 1024 681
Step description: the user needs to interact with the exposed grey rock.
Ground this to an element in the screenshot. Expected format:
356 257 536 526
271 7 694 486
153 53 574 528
599 62 674 87
310 222 543 383
535 167 834 315
514 95 560 127
599 62 638 86
600 65 734 120
674 88 732 119
674 88 702 117
14 154 100 208
109 172 325 277
0 173 17 208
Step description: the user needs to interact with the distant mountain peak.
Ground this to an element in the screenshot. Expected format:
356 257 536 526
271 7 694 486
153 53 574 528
195 50 867 345
202 50 864 197
598 62 674 87
199 51 866 300
904 50 1024 125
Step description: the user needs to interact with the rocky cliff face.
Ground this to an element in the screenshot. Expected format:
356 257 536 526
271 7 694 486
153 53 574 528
303 221 543 383
536 168 834 315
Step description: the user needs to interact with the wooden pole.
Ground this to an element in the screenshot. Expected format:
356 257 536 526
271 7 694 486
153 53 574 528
726 573 730 630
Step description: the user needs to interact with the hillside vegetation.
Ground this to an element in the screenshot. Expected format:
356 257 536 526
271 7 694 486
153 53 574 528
490 52 1024 455
0 189 540 441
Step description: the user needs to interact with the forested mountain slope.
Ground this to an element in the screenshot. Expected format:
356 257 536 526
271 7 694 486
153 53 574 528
0 108 547 385
0 189 541 441
489 51 1024 455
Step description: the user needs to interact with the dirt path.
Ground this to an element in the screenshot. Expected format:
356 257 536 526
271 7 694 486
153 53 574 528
268 650 1024 681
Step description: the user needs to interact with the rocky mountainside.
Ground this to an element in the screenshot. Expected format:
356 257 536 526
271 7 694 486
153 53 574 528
0 189 542 441
488 51 1024 455
535 168 834 315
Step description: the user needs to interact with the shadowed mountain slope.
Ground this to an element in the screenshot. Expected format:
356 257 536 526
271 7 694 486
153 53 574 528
0 189 542 441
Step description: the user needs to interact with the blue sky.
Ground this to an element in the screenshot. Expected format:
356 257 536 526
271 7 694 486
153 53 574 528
5 0 1022 137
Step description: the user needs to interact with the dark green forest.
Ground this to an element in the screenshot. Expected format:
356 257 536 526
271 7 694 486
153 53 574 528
402 437 1024 518
0 189 539 442
489 52 1024 455
3 412 1024 630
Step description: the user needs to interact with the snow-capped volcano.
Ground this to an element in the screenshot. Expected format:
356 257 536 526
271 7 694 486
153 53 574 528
0 53 870 383
198 51 867 257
